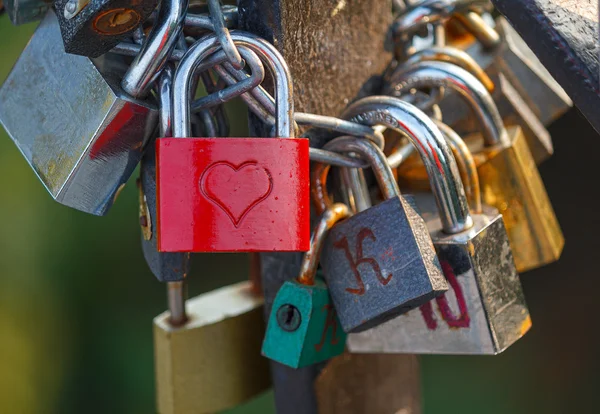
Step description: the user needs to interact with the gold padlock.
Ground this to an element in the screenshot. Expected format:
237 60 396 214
390 61 564 272
154 281 270 414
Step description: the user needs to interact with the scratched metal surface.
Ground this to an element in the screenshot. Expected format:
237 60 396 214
320 195 447 333
0 11 157 216
349 197 530 355
491 0 600 133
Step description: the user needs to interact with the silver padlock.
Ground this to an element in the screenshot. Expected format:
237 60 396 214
344 97 531 355
0 9 176 215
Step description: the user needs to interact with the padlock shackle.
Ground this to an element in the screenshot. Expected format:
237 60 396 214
324 138 401 200
121 0 188 98
310 137 391 215
158 63 176 138
392 0 491 39
388 61 509 147
342 96 473 234
433 119 482 214
297 203 351 286
173 31 293 138
403 46 495 93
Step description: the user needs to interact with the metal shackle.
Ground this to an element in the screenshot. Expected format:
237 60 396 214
433 119 482 213
388 61 509 146
173 31 293 138
310 136 398 215
157 63 176 138
392 0 490 38
342 96 472 234
121 0 188 98
403 46 495 92
296 203 351 286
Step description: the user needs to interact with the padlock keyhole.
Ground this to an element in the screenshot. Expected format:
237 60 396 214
276 304 301 332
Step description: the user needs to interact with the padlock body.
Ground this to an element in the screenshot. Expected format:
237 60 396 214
54 0 157 58
0 11 158 215
447 16 572 126
348 211 531 355
468 126 564 272
321 195 447 333
156 137 310 252
396 126 564 273
262 278 346 368
154 282 271 414
5 0 51 25
139 139 190 282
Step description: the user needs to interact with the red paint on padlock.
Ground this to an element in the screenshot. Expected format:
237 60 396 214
156 137 310 252
155 32 311 252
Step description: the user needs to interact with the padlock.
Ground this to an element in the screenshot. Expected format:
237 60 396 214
139 63 190 282
390 0 493 60
388 43 555 164
53 0 158 57
446 15 572 127
313 130 450 334
260 252 327 414
156 32 310 252
316 353 421 414
390 61 564 273
262 203 350 368
154 281 271 414
336 108 531 354
4 0 52 25
0 10 158 215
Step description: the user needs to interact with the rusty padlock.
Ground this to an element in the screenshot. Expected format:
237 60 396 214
262 203 350 368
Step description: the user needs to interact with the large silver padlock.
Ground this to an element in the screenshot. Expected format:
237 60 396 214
314 110 450 334
0 10 168 215
344 97 531 355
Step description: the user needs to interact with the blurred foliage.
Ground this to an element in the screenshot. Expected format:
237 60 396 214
0 11 599 414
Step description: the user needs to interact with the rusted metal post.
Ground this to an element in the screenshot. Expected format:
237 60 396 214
238 1 421 413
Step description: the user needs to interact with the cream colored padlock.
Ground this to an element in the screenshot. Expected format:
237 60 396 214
154 280 270 414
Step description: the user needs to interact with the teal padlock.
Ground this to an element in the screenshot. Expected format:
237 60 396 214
262 203 350 369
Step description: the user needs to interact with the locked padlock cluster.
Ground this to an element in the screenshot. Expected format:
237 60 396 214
0 0 570 412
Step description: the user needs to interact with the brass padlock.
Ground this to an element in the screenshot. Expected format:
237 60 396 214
390 61 564 273
154 281 270 414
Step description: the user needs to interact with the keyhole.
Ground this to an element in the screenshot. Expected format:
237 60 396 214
276 304 301 332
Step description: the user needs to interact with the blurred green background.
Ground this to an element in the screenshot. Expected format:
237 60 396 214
1 13 599 414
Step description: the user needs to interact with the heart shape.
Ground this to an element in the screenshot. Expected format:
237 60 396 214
200 161 273 227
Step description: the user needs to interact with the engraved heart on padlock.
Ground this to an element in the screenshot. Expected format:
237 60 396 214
200 161 274 227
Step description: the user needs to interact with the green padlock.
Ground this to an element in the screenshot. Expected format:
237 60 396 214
262 203 350 369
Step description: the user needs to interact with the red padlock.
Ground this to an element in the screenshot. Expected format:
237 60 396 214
156 33 310 252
